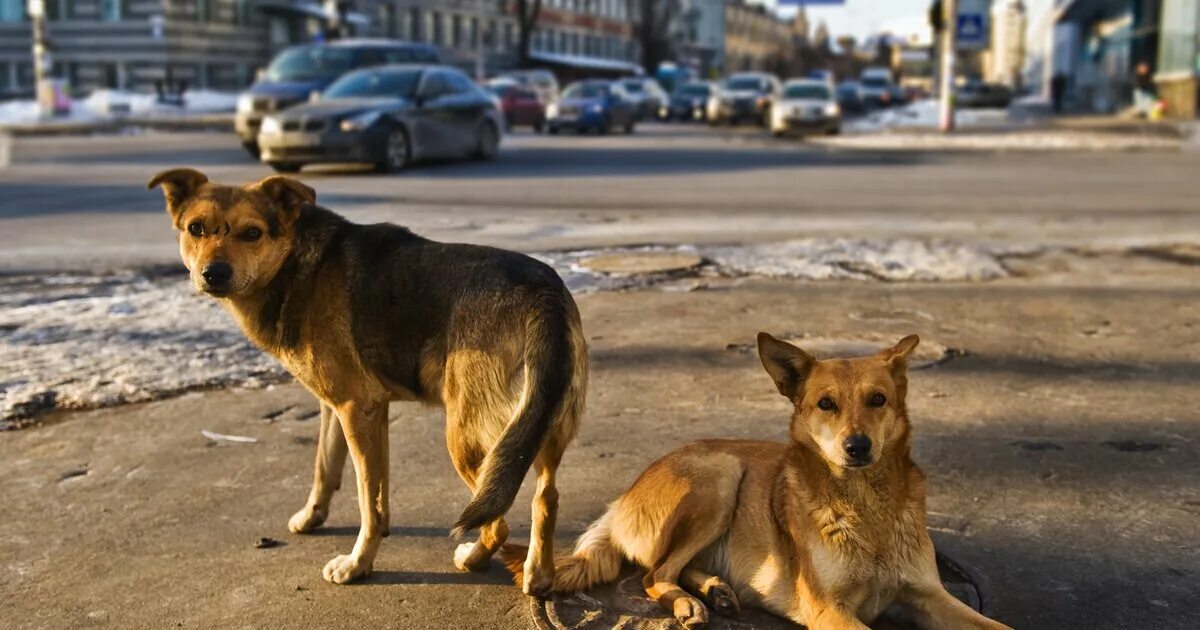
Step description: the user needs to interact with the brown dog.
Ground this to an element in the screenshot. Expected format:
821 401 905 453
504 334 1011 629
148 168 587 594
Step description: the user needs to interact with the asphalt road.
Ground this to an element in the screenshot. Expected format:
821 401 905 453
2 124 1200 629
2 123 1200 270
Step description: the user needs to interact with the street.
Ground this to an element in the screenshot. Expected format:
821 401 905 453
2 124 1200 629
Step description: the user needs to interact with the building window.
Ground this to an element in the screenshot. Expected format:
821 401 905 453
0 0 25 22
470 16 479 49
100 0 121 21
409 8 421 41
451 14 462 47
430 12 442 45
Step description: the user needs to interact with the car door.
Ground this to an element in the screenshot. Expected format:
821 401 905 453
411 70 449 158
440 70 489 156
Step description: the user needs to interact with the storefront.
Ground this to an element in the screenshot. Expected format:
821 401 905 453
1156 0 1200 117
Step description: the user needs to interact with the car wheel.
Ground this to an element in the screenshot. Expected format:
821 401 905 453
268 162 301 173
624 119 635 134
378 127 410 173
548 125 559 135
473 121 499 160
533 121 544 134
598 115 612 135
241 141 260 159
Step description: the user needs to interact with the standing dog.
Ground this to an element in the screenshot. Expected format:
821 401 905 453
148 168 587 594
503 334 1011 629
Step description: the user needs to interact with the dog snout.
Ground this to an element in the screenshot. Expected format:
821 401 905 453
201 261 233 288
842 434 873 464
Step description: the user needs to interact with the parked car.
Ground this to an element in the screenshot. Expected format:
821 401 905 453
711 72 781 126
956 81 1013 109
806 69 836 88
859 66 895 109
545 80 637 134
667 81 717 121
620 77 670 120
836 81 866 116
770 79 841 136
257 64 502 173
235 39 438 158
485 78 545 132
500 69 560 105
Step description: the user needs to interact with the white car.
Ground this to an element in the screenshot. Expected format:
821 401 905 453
770 79 841 137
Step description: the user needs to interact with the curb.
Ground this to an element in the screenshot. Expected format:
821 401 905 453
0 113 233 137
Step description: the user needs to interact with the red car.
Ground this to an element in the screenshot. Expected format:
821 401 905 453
486 79 546 133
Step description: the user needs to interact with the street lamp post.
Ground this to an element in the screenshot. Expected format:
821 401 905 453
938 0 957 132
28 0 52 119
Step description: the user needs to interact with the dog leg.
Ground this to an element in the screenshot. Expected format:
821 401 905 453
288 402 348 534
643 540 726 628
681 566 740 617
454 518 510 572
523 452 561 596
900 584 1013 630
321 399 388 585
805 606 872 630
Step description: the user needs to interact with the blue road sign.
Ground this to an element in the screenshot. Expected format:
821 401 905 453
955 0 989 51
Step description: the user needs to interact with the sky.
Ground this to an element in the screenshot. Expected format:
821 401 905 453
767 0 1056 49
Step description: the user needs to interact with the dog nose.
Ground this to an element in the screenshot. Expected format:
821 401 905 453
843 434 872 462
201 262 232 287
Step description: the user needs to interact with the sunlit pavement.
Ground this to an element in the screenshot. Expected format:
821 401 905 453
2 123 1199 629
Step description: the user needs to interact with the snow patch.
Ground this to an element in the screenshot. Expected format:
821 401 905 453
0 89 237 126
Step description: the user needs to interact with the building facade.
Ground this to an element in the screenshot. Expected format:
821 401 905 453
1156 0 1199 117
987 0 1027 87
669 0 724 78
0 0 640 99
1050 0 1160 113
724 0 796 75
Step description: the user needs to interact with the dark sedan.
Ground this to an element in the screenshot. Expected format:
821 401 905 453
545 81 637 135
257 65 504 173
668 82 716 121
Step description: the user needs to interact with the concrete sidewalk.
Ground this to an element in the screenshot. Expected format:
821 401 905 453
3 273 1197 629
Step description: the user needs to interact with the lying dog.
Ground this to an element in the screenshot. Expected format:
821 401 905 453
148 168 587 594
503 334 1011 629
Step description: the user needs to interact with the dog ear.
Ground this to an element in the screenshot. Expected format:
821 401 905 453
251 176 315 228
757 332 815 400
147 168 209 221
882 335 920 364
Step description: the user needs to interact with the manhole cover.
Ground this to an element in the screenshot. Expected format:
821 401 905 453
528 551 985 629
578 252 704 276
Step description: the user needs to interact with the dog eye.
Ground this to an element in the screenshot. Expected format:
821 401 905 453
187 222 203 237
817 397 837 412
869 393 887 407
240 227 263 242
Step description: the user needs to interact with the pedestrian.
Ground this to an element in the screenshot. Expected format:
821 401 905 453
1051 72 1067 114
1134 62 1156 118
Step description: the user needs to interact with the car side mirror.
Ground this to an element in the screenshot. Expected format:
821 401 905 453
254 67 266 82
308 90 320 103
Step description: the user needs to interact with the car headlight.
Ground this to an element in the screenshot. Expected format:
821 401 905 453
824 103 840 116
259 116 281 135
546 102 559 118
756 96 769 108
236 93 255 114
588 103 603 114
339 111 382 132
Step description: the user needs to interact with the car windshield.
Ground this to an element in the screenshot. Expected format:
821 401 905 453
784 84 830 99
862 77 889 88
266 46 358 82
621 81 645 93
563 83 608 99
487 83 514 97
675 84 710 97
324 69 422 99
726 77 764 91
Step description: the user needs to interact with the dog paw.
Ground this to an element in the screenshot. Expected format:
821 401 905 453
287 505 327 534
673 596 709 629
522 564 554 598
454 542 491 572
702 580 740 616
322 554 370 584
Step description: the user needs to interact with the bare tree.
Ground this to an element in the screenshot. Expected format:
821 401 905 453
632 0 678 74
515 0 543 68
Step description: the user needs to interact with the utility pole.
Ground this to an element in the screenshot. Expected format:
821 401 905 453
938 0 957 132
475 0 486 81
28 0 51 119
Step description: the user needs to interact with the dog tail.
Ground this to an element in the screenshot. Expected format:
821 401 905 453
451 304 585 537
499 506 623 592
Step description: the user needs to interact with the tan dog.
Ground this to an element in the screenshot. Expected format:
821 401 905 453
148 168 587 594
503 334 1011 629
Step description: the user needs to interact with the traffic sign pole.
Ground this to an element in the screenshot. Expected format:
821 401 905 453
938 0 957 132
